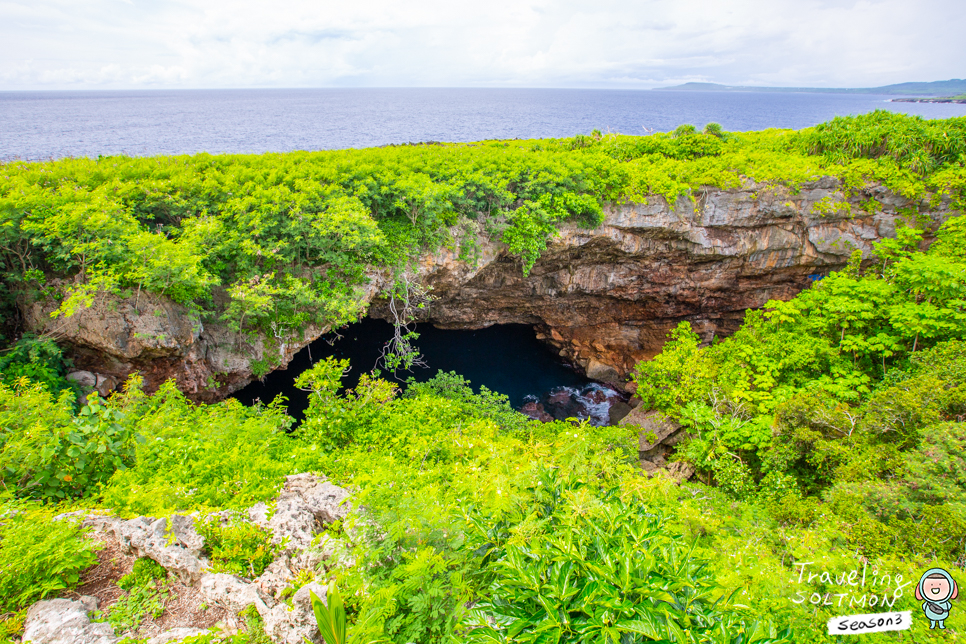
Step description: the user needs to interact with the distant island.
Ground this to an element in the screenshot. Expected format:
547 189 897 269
893 94 966 104
656 78 966 97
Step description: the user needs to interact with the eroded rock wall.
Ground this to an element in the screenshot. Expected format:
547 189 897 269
22 177 956 397
374 177 953 381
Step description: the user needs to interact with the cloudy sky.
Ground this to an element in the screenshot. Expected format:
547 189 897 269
2 0 963 90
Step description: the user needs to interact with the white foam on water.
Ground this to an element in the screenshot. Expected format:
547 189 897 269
575 383 620 426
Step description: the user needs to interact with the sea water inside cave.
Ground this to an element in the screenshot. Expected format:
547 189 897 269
232 317 625 425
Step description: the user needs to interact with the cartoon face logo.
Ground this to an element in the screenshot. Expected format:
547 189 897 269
916 568 959 630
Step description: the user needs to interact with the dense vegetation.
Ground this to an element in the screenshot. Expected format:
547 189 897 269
1 111 964 349
1 112 965 642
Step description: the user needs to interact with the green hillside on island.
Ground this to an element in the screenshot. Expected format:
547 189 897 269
1 111 966 643
657 78 966 96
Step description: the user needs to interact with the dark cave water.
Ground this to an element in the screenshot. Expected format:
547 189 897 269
232 318 625 425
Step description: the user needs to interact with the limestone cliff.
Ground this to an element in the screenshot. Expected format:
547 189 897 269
382 176 954 382
22 176 956 399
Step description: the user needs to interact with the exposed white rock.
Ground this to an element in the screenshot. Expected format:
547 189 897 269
197 573 272 613
22 597 117 644
261 582 327 644
269 474 350 553
110 515 209 583
253 555 295 600
33 476 356 644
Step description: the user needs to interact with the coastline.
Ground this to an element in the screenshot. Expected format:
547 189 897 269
892 97 966 104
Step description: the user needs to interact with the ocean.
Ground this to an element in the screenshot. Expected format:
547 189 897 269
2 87 965 160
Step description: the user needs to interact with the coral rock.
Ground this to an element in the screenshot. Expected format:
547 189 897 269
22 598 117 644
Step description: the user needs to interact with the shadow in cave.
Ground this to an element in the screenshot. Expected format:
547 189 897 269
231 317 623 423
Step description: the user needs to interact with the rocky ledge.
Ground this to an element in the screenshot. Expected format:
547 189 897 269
25 474 352 644
22 177 956 398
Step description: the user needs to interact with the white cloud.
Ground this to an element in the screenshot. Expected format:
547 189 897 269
0 0 963 89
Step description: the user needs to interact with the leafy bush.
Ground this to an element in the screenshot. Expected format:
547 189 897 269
105 571 169 635
0 384 138 500
196 513 281 579
117 556 167 590
100 378 296 516
460 467 795 643
0 499 100 613
0 335 78 399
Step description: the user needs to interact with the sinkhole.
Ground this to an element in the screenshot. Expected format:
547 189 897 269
232 317 629 425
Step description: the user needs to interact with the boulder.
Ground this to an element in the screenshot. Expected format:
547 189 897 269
586 359 620 383
197 573 272 613
65 372 119 399
22 597 117 644
619 409 688 474
111 515 209 583
665 461 696 483
66 371 98 389
94 373 119 397
261 582 327 644
607 401 633 424
268 474 351 554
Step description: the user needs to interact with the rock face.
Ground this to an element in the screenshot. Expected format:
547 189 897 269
399 178 954 380
97 514 209 584
21 286 337 402
22 178 956 394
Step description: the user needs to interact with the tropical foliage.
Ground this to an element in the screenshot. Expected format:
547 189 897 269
1 111 964 346
1 113 965 642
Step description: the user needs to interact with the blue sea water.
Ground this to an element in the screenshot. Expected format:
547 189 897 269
2 87 965 161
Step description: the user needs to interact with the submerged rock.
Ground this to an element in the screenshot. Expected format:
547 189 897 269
523 383 626 426
520 400 554 422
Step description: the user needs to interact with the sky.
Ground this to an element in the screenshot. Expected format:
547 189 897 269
1 0 964 91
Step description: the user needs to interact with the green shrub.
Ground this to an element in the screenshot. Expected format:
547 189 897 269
0 386 138 500
117 557 167 590
105 573 169 635
403 371 534 438
0 499 100 613
703 122 724 138
196 513 280 579
0 335 78 400
100 378 296 516
460 467 796 643
673 124 698 138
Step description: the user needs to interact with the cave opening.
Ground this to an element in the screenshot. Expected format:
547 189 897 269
232 317 628 425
